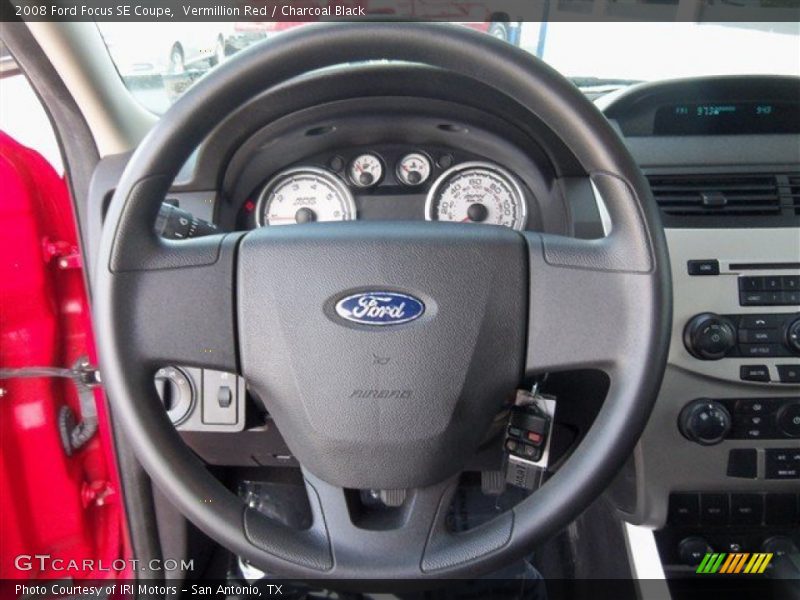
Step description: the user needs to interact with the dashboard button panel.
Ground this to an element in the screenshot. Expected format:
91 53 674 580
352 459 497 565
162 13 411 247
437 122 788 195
680 397 800 441
765 448 800 479
684 312 800 361
669 492 800 527
739 276 800 306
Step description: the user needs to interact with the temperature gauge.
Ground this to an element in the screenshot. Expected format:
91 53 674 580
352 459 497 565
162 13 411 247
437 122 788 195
396 152 431 186
348 153 383 187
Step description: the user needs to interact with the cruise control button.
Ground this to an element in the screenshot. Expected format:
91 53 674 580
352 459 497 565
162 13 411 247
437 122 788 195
739 365 770 382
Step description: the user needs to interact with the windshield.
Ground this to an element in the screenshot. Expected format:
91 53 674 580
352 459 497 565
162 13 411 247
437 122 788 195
97 21 800 114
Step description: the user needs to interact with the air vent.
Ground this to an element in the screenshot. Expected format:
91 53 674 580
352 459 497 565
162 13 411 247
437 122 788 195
648 174 781 217
646 173 800 228
788 175 800 215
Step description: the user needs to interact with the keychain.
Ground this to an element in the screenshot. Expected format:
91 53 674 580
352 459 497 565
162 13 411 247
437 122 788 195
503 383 556 490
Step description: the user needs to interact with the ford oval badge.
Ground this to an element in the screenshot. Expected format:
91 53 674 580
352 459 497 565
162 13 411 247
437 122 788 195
335 291 425 326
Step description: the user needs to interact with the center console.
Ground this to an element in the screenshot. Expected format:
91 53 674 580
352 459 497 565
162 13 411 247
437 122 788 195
630 227 800 582
601 76 800 592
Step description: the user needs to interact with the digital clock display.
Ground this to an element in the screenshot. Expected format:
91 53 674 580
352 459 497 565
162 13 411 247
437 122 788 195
654 101 800 135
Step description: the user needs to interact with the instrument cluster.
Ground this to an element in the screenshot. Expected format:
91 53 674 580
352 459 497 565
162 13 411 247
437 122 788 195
239 145 532 231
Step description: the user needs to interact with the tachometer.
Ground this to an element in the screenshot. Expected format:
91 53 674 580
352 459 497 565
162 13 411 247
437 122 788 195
425 162 527 230
255 167 356 226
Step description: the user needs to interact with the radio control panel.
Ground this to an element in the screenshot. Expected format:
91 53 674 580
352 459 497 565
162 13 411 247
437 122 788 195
666 228 800 388
683 312 800 367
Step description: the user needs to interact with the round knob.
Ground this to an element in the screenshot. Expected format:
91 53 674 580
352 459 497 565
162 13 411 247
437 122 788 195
776 401 800 438
678 536 712 566
154 367 194 425
684 313 737 360
679 399 732 445
762 535 799 558
785 318 800 354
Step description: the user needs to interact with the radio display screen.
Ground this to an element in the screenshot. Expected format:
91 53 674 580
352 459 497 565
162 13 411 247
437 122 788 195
653 101 800 135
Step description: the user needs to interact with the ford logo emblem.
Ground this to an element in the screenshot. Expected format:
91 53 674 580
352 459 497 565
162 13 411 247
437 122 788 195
334 291 425 326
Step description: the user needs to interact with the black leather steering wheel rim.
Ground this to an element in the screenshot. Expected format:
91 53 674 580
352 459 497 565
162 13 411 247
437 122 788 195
96 23 671 579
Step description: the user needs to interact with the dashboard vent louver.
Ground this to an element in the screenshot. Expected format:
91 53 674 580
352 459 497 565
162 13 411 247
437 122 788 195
647 174 783 217
788 175 800 215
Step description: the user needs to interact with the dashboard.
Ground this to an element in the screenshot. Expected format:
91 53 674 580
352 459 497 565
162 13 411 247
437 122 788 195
86 68 800 578
238 145 532 231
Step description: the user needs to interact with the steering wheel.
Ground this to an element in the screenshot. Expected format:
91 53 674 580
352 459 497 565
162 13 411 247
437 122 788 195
96 23 671 579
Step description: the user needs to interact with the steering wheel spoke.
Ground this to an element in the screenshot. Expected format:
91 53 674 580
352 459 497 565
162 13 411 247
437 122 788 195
99 232 242 374
524 233 659 375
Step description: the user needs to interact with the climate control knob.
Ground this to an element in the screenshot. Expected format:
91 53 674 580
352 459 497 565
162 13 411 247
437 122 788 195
684 313 737 360
678 537 712 566
785 318 800 354
679 399 732 445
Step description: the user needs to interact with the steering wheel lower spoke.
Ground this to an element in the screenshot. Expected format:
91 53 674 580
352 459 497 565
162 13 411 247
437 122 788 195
243 471 513 576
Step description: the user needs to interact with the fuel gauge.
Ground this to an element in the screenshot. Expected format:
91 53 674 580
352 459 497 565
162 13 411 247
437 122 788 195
349 153 383 187
396 152 431 186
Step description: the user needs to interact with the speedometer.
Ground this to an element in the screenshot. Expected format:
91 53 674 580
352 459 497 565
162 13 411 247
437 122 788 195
255 167 356 226
425 162 527 230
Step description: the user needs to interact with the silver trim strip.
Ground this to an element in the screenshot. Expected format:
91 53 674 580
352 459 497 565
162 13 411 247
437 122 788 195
623 523 671 599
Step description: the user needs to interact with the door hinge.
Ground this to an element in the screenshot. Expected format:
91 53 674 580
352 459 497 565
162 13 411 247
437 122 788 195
81 480 116 508
0 357 101 455
42 237 82 269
